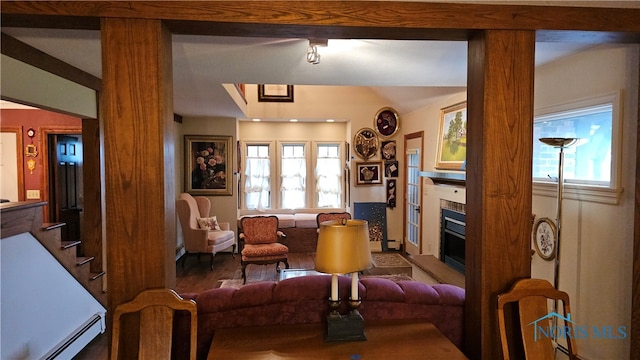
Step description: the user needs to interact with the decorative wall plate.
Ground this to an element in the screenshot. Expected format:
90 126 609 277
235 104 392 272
532 217 557 261
353 127 379 160
374 107 399 138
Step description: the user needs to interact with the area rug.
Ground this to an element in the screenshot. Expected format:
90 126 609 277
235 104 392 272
370 253 412 268
216 279 247 289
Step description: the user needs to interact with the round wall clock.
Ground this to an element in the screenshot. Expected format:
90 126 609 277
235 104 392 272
374 107 399 138
27 128 36 138
353 128 379 160
532 217 557 261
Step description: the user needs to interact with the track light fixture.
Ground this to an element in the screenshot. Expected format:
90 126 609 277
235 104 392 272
306 38 327 65
307 45 320 64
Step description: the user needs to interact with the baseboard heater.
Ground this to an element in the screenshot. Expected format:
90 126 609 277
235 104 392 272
42 312 106 360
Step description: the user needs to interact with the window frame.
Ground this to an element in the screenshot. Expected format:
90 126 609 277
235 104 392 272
532 92 623 204
240 140 345 210
242 141 276 210
313 142 344 209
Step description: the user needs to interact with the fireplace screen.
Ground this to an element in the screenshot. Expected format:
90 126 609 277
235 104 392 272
440 209 466 274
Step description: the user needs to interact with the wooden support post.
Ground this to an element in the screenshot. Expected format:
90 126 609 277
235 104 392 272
101 17 175 358
465 30 535 359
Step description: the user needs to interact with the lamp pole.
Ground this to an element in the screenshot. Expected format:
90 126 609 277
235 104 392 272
538 137 577 290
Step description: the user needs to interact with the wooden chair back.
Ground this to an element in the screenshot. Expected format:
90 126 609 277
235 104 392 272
111 288 197 360
316 212 352 227
497 278 578 360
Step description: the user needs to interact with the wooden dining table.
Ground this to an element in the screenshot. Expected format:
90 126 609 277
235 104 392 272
207 319 468 359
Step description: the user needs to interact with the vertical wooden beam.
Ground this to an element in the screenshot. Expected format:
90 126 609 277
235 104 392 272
631 53 640 360
81 117 103 274
465 30 535 359
101 17 175 357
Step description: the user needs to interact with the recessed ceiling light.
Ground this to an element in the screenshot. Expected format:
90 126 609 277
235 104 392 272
252 118 261 122
290 119 298 122
326 119 335 122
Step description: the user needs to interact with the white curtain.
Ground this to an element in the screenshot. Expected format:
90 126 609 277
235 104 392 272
244 158 270 210
281 158 306 209
315 157 341 208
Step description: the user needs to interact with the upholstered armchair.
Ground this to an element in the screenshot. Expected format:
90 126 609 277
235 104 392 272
316 212 352 233
176 193 235 270
239 216 289 284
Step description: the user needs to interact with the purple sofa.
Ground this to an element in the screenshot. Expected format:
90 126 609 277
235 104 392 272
174 275 465 360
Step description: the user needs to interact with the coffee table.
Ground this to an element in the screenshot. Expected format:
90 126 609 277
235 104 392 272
207 319 467 359
278 268 326 281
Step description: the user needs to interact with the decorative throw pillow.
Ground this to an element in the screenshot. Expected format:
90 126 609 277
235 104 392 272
197 216 221 231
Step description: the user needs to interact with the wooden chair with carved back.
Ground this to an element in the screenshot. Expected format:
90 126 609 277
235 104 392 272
111 288 197 360
497 278 578 360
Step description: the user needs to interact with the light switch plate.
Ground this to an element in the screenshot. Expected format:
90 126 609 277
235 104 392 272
26 190 40 199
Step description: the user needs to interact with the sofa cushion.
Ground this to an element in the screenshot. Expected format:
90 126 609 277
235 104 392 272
294 213 317 228
275 214 295 228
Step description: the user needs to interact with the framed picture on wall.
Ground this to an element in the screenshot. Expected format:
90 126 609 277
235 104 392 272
355 161 383 186
184 135 233 195
258 84 294 102
436 101 467 170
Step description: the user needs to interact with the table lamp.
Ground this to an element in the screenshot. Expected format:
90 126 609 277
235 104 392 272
315 218 372 341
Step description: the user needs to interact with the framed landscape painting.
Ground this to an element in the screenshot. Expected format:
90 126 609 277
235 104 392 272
185 135 233 195
435 101 467 170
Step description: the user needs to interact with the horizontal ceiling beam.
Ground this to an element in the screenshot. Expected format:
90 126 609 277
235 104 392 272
1 1 639 43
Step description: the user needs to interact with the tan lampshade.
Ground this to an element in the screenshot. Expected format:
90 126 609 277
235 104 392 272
315 219 372 274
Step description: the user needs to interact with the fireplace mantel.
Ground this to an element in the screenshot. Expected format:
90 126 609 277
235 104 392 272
419 171 466 186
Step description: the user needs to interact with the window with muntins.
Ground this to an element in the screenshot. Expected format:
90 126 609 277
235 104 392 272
281 144 306 209
244 144 271 210
316 144 342 208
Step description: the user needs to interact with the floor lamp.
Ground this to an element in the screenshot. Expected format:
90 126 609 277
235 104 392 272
539 137 578 356
538 137 578 290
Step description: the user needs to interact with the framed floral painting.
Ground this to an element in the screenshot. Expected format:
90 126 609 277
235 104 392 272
185 135 233 195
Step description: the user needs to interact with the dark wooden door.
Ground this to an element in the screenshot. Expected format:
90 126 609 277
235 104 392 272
50 134 83 252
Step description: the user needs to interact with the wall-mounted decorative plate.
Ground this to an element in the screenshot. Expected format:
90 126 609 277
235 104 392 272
353 127 379 160
532 217 557 261
374 107 399 138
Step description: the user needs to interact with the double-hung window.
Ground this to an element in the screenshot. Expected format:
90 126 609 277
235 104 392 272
244 144 271 210
532 92 621 203
281 144 306 209
315 144 342 208
241 140 343 210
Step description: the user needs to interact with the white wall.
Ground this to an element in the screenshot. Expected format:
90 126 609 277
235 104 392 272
0 55 97 119
1 233 106 359
531 44 639 360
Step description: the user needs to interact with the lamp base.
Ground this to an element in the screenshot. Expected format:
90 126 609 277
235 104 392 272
325 309 367 342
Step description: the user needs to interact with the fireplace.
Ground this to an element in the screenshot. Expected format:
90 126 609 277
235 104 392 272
440 208 466 274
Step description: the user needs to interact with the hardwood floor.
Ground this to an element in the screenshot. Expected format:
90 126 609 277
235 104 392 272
72 252 316 360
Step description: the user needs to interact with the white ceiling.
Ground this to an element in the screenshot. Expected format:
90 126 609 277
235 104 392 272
1 27 595 118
